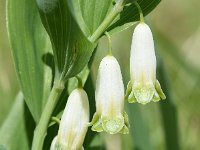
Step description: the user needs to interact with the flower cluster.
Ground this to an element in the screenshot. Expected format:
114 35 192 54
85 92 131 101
50 4 166 149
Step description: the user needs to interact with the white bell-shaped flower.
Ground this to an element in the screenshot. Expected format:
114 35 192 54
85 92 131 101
126 23 166 104
50 136 57 150
50 88 89 150
91 55 129 134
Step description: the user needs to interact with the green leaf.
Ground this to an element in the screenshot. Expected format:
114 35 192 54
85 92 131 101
108 0 161 31
7 0 53 122
0 93 35 150
68 0 161 38
157 61 180 150
36 0 96 80
67 0 113 37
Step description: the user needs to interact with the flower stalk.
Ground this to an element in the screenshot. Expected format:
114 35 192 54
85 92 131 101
105 32 113 55
134 1 144 23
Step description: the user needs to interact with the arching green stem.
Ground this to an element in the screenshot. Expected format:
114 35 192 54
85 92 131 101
51 116 61 125
76 76 83 88
105 31 113 55
134 2 144 23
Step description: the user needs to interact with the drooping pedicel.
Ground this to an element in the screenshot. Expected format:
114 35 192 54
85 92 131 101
91 56 129 134
126 23 166 104
50 88 89 150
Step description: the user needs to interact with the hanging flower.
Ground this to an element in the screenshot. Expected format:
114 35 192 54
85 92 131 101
90 55 129 134
50 136 57 150
126 23 166 104
50 88 89 150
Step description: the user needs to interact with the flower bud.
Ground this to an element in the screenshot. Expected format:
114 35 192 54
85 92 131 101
50 88 89 150
127 23 166 104
91 56 129 134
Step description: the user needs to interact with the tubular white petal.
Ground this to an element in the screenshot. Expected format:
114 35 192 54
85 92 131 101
50 136 57 150
56 88 89 149
96 56 124 115
130 23 156 84
128 23 166 104
91 56 129 134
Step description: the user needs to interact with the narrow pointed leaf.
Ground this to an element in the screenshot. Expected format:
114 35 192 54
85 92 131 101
157 61 180 150
7 0 53 122
0 93 35 150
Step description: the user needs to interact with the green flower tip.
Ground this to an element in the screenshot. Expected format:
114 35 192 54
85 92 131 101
102 116 124 134
133 84 154 104
90 112 129 134
126 80 166 104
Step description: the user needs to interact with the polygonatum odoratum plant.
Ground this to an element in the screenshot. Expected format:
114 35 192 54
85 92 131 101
3 0 166 149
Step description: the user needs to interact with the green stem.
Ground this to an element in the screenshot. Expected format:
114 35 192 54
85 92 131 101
51 116 61 125
31 80 64 150
105 32 112 55
76 76 83 88
157 61 180 150
89 1 124 43
134 2 144 23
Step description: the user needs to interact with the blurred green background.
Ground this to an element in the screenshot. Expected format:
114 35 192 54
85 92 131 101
0 0 200 149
